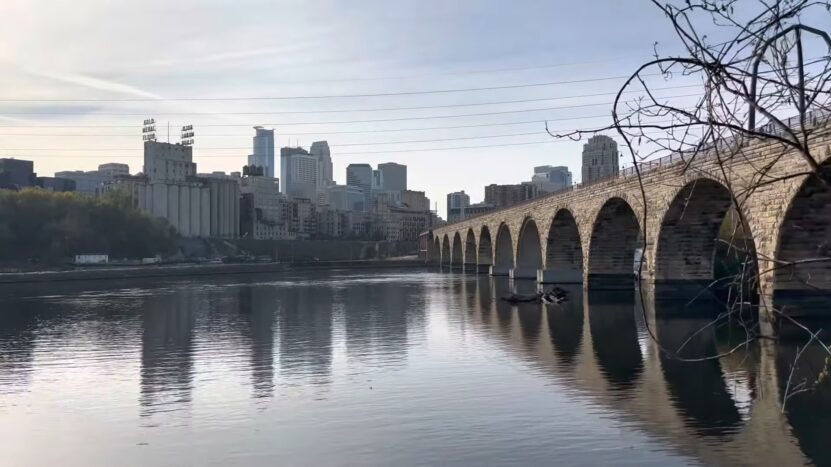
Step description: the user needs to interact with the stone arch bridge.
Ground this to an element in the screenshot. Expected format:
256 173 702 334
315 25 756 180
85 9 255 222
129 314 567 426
424 132 831 330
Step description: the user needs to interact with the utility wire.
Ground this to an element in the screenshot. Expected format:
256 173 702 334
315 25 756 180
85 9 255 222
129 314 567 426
0 94 701 128
0 117 682 152
2 139 570 157
0 86 702 116
0 73 668 102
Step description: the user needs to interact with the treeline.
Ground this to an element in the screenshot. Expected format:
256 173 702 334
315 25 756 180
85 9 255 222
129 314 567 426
0 189 177 264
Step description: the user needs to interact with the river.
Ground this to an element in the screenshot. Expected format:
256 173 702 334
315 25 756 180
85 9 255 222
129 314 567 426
0 269 828 466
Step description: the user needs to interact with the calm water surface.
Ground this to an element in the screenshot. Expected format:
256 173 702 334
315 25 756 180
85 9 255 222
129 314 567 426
0 269 829 466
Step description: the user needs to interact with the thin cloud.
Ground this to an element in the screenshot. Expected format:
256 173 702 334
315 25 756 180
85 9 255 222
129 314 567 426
22 68 163 100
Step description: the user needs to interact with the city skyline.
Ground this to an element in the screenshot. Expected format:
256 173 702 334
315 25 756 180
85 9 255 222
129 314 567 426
0 0 713 217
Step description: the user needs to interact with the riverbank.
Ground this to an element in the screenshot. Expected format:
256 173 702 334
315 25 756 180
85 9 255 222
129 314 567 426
0 258 426 284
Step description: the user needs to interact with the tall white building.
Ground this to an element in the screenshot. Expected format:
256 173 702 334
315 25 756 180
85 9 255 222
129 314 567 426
310 141 332 186
248 127 275 178
144 141 196 182
281 146 319 200
582 135 619 184
115 141 239 238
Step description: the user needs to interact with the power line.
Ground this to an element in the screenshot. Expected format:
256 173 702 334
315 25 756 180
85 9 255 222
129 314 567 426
0 86 702 116
2 139 570 157
0 73 669 102
0 117 662 136
0 95 701 128
0 119 681 151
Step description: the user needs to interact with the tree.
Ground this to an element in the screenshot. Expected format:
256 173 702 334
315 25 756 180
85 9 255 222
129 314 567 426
549 0 831 408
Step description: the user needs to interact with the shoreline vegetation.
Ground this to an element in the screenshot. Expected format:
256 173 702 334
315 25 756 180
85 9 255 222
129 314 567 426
0 189 176 266
0 189 423 282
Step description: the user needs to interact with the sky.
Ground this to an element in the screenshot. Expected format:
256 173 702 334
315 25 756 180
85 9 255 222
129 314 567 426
0 0 821 216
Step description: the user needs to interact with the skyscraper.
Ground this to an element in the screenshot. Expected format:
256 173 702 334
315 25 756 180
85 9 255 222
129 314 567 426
484 183 537 208
310 141 333 187
581 135 619 184
378 162 407 192
249 127 275 178
346 164 373 212
281 146 318 199
310 141 333 205
530 165 572 193
446 191 470 222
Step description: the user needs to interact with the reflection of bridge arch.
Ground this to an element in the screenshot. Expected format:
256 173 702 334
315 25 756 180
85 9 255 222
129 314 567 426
461 275 806 465
546 285 584 367
587 291 644 391
656 317 745 437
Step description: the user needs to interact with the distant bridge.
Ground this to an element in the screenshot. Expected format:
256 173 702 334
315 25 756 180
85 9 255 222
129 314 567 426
424 128 831 332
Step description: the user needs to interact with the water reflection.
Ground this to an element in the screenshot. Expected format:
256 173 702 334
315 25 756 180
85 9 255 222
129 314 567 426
343 277 426 368
140 292 197 416
1 271 830 465
0 301 39 395
654 316 749 437
777 339 831 467
587 291 644 391
277 285 333 386
237 286 277 399
546 285 584 367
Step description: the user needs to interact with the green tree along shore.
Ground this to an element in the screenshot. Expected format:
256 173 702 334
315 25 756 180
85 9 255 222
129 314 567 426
0 189 176 265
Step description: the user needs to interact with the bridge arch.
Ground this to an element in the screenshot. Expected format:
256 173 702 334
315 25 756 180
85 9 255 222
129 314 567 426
478 226 494 266
464 229 477 266
429 236 440 264
655 178 758 311
587 197 641 289
516 217 543 277
655 179 753 278
493 223 514 275
441 234 451 266
545 208 583 283
451 232 464 267
773 162 831 319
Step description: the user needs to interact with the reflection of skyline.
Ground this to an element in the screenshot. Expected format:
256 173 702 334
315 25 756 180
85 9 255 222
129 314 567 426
140 291 197 417
0 272 829 465
343 279 425 368
237 286 277 400
278 285 333 386
0 301 40 395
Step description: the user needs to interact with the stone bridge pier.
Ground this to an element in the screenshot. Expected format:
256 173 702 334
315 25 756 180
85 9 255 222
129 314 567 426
425 132 831 334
